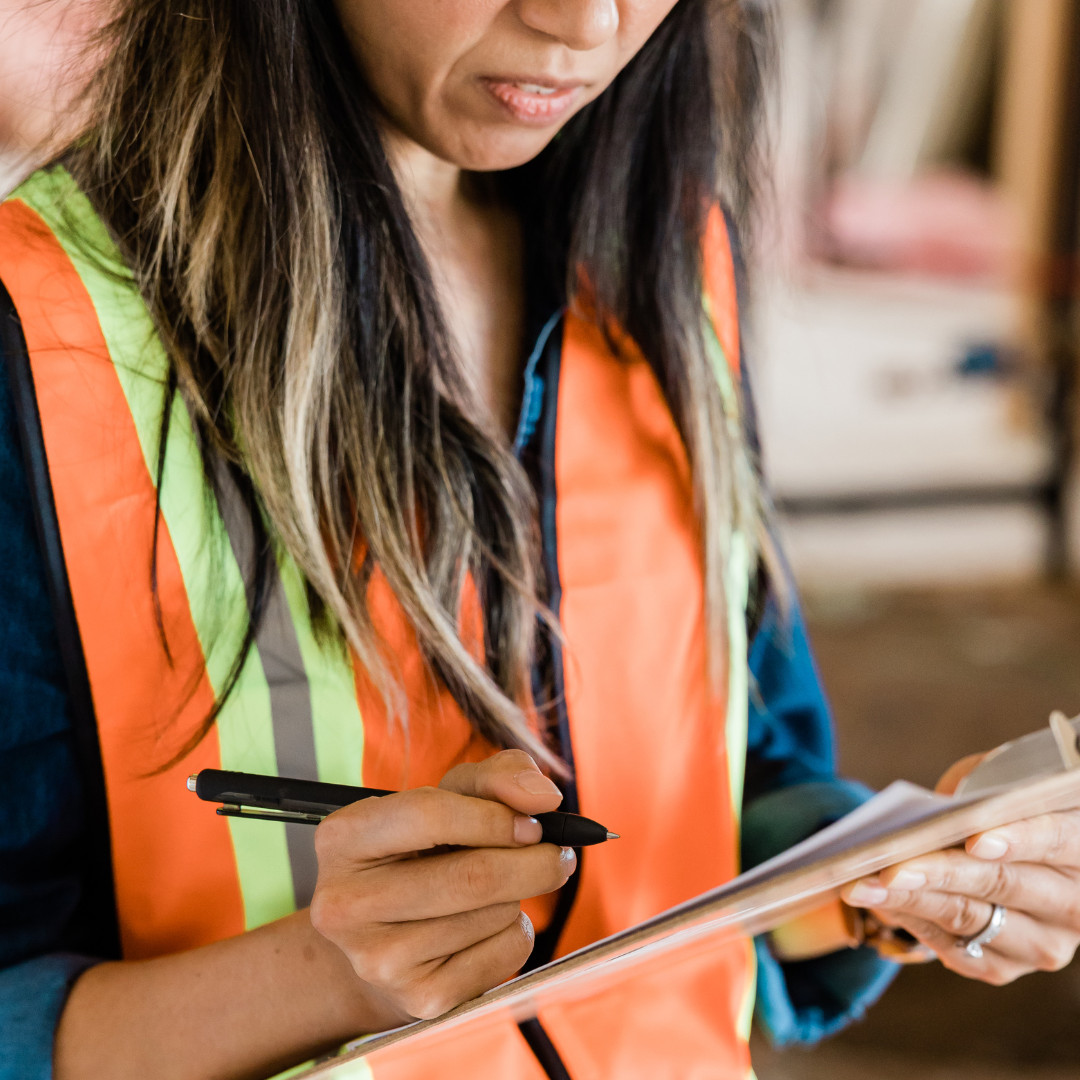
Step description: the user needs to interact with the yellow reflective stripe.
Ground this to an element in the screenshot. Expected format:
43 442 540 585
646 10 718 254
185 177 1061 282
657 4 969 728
13 166 293 928
737 935 758 1044
700 297 752 826
704 292 759 1064
725 528 751 823
266 1056 374 1080
322 1059 375 1079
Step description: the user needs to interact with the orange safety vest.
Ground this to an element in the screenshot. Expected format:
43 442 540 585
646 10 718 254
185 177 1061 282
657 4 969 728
0 166 755 1080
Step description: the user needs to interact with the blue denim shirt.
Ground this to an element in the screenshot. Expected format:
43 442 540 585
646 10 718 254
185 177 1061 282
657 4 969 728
0 359 896 1077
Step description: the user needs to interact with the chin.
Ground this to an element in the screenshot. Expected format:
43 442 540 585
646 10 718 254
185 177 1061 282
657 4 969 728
433 125 563 173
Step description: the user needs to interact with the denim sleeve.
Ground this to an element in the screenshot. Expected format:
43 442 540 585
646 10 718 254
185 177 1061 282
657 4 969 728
743 591 899 1046
0 353 100 1077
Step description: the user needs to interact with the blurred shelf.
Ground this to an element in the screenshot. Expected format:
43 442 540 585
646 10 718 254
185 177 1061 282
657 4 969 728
755 267 1049 498
753 266 1053 585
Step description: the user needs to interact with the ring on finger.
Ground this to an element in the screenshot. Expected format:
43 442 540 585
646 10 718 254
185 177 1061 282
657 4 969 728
957 903 1007 959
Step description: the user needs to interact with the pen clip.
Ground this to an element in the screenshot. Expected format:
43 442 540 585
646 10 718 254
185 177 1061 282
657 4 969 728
217 805 326 826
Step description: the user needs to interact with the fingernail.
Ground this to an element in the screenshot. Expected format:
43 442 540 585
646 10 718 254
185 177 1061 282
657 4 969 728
515 770 561 798
848 882 889 907
972 834 1009 860
888 870 926 891
520 911 535 944
513 815 542 844
560 846 578 873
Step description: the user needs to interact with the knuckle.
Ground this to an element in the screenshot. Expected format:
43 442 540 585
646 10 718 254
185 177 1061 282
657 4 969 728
313 814 345 860
497 901 525 930
953 895 986 935
934 863 958 893
407 785 445 816
363 937 410 987
310 880 375 938
402 983 456 1021
1039 938 1077 973
308 887 346 938
989 861 1017 901
495 749 535 770
458 851 500 904
1049 817 1072 863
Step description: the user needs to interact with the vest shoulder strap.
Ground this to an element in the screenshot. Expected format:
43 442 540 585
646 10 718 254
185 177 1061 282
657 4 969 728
0 275 121 958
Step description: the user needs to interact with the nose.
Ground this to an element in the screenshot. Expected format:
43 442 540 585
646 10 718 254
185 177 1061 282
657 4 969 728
517 0 620 51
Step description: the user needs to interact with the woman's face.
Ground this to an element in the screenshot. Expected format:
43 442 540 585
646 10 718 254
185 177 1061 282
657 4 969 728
335 0 681 172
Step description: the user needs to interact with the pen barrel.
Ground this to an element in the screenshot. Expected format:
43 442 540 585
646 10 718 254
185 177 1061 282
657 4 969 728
536 811 609 847
191 769 614 844
194 769 392 816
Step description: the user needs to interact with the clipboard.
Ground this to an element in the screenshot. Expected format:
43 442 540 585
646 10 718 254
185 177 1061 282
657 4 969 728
286 715 1080 1078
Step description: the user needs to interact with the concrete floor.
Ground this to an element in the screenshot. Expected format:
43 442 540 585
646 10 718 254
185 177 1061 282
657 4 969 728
753 583 1080 1079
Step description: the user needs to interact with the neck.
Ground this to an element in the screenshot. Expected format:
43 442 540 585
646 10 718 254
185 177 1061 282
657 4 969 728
381 124 469 239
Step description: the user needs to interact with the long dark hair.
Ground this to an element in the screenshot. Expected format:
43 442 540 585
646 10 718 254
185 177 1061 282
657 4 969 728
68 0 769 764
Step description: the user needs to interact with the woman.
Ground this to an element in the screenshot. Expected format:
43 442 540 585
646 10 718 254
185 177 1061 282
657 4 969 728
2 2 1080 1079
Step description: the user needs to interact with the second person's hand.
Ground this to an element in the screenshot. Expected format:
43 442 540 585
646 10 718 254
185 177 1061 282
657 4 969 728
309 749 574 1023
842 753 1080 983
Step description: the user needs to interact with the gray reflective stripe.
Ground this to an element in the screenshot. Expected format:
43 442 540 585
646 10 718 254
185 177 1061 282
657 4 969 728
214 462 320 909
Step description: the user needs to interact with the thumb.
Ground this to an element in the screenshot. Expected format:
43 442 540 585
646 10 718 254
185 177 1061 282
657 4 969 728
440 749 564 816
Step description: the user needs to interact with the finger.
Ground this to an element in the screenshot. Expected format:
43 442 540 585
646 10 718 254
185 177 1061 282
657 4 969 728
398 911 536 1020
966 809 1080 868
844 883 997 941
935 752 987 796
962 909 1079 971
315 785 544 866
878 911 1034 986
440 749 564 816
346 902 524 984
346 842 577 922
883 907 1079 978
848 851 1080 928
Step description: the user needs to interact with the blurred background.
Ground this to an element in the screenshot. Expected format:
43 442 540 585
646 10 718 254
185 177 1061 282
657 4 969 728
2 1 1080 1077
751 1 1080 1077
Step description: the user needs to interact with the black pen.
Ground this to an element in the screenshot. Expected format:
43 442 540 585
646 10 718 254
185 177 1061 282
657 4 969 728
187 768 619 847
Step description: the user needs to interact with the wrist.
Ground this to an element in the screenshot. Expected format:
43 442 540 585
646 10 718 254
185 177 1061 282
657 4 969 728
297 909 412 1035
768 900 862 961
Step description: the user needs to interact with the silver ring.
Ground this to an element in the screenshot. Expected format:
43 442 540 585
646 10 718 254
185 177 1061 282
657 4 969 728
958 903 1007 959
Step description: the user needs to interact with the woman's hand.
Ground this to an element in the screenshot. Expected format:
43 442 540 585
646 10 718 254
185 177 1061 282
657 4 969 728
309 749 575 1021
841 756 1080 984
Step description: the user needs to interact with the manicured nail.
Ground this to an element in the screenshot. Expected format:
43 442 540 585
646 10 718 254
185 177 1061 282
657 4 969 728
513 815 542 844
560 846 578 872
515 770 561 797
520 911 535 944
888 870 926 891
972 834 1009 860
847 882 889 907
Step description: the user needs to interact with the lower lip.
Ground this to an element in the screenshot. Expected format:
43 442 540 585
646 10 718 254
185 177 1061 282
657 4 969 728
481 79 583 126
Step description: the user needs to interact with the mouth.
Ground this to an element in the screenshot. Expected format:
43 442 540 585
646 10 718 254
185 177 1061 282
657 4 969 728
480 76 587 125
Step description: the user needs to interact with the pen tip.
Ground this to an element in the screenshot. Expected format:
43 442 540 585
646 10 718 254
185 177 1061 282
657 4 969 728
186 774 198 792
606 832 620 840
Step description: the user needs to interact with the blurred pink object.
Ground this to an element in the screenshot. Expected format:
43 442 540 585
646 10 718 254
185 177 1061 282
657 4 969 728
822 171 1016 282
0 0 102 151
